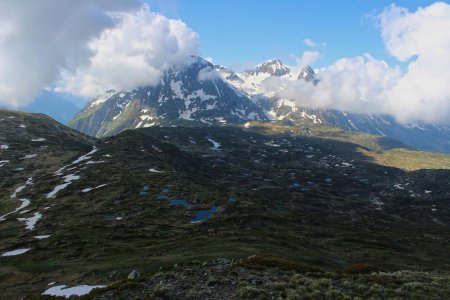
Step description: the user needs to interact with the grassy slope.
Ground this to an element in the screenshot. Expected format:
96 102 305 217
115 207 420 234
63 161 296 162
245 121 450 171
1 113 450 298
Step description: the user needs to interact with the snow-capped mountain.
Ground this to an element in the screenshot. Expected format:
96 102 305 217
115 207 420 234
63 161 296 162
217 59 450 153
297 65 317 83
215 59 295 98
250 58 291 76
69 56 268 137
69 56 450 153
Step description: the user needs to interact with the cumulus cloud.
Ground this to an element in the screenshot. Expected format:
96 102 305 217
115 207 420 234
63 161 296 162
380 2 450 124
291 51 321 68
198 67 221 82
0 0 142 107
57 5 199 97
270 54 401 114
275 2 450 125
0 0 199 106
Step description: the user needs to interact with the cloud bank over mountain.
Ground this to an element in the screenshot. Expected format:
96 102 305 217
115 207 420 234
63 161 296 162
0 0 199 107
56 4 199 97
272 2 450 124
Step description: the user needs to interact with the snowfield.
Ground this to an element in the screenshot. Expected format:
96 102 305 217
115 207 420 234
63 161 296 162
46 174 80 198
0 198 30 221
1 248 31 256
81 184 108 193
17 212 42 230
208 138 221 151
55 146 98 175
42 284 106 298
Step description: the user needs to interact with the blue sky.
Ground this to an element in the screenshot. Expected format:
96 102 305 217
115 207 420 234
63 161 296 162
1 0 448 125
147 0 439 69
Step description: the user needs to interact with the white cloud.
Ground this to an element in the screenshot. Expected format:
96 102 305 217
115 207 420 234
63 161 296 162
57 5 199 97
276 2 450 125
271 54 401 114
0 0 142 107
198 67 220 82
291 51 321 68
304 38 318 48
379 2 450 124
0 1 199 106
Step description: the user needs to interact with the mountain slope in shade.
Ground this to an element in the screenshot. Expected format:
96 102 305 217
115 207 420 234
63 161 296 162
69 56 268 137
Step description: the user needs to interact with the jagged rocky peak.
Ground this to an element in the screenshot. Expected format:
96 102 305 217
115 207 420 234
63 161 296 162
214 64 234 76
167 55 215 75
160 55 215 76
297 65 316 81
69 55 268 137
246 58 291 76
214 64 228 71
214 64 242 82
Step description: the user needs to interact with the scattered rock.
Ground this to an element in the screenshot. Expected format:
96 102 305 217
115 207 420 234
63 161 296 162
127 270 140 280
217 257 231 265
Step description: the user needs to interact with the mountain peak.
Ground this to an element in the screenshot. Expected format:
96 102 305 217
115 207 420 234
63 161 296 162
246 58 290 76
70 56 268 137
297 65 316 82
186 55 214 68
255 58 283 68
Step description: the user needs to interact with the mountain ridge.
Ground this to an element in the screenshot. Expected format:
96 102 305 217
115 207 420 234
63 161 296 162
69 56 268 137
68 56 450 154
220 58 450 153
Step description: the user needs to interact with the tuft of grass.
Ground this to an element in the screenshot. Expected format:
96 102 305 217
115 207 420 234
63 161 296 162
236 286 270 299
238 255 320 273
